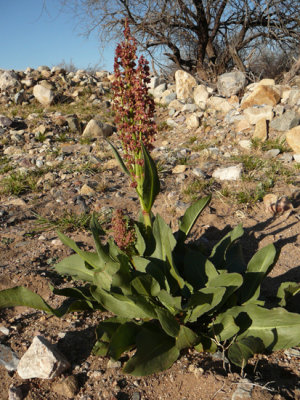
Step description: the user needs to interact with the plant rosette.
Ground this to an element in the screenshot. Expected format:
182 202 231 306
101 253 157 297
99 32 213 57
0 195 300 375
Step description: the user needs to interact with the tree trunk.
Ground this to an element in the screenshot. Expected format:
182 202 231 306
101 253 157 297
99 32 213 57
229 46 246 72
196 41 209 80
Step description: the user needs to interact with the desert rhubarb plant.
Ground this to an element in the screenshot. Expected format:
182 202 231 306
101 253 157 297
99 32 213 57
0 20 300 377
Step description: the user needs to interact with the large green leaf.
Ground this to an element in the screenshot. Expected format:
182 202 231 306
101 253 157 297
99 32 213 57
239 244 278 304
55 254 95 282
93 317 129 356
210 224 244 270
157 290 182 314
186 287 226 322
206 273 243 310
277 281 300 307
130 275 160 297
223 304 300 351
141 142 160 213
57 231 104 270
123 324 179 376
51 285 93 301
152 214 185 289
110 253 132 295
155 307 180 337
134 223 146 256
0 286 92 317
90 287 156 319
93 269 113 291
108 322 140 360
209 314 240 342
0 286 56 314
90 215 114 267
50 285 102 311
176 195 211 242
132 256 168 290
151 214 176 259
176 325 199 350
206 272 243 289
225 242 246 274
228 336 264 368
184 249 218 290
106 140 130 175
132 255 150 273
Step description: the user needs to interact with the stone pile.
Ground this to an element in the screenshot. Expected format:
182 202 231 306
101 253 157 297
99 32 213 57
0 65 113 108
148 70 300 158
1 65 300 159
0 65 299 198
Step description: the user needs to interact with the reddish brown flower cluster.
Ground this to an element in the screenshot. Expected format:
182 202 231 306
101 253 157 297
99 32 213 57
111 208 136 253
112 19 156 177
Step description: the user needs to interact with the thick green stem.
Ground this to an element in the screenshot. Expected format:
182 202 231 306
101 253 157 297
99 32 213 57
142 209 152 230
138 196 152 230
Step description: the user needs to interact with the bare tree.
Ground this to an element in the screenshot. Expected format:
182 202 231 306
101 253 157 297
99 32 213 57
58 0 300 80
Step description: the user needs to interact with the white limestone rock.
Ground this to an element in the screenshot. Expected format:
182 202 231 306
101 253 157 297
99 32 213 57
185 114 200 129
217 71 246 97
293 154 300 162
0 70 20 90
193 84 209 108
33 84 54 107
243 105 274 125
82 119 114 138
286 126 300 153
206 96 234 114
239 140 252 150
175 70 197 101
17 336 70 379
212 165 243 181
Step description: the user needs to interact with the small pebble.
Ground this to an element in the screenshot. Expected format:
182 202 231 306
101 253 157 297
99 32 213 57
107 359 121 369
0 326 10 335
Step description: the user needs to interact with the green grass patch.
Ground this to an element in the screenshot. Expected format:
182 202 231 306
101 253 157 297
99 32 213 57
0 157 14 174
0 166 58 196
33 211 110 232
251 137 290 153
182 178 215 202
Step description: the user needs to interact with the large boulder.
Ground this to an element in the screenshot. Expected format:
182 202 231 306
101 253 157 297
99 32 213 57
17 336 70 379
243 105 274 124
153 83 167 98
193 84 209 108
0 70 20 90
175 70 197 101
253 118 268 141
82 119 115 138
287 89 300 107
270 110 300 131
217 71 246 97
33 82 55 106
286 126 300 153
241 85 281 109
185 114 200 129
168 99 184 111
206 96 234 114
0 115 13 128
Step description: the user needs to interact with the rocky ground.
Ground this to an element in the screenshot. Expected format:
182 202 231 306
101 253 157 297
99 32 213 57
0 66 300 399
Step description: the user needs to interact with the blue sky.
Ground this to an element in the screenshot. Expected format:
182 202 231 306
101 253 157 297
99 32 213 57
0 0 116 72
